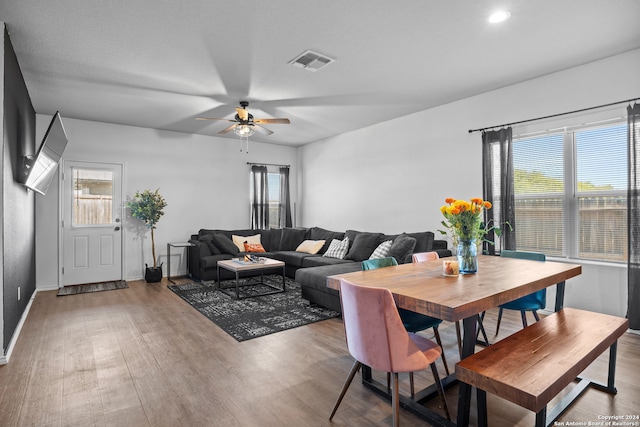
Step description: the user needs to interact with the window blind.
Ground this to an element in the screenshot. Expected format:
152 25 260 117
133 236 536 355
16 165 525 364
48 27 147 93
511 123 627 262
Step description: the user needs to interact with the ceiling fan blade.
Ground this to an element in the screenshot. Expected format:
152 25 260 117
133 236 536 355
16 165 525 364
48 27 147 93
253 125 274 135
219 124 238 134
236 107 249 121
254 118 290 125
195 117 236 122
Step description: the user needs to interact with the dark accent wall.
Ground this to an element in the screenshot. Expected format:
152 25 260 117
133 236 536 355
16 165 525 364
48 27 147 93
2 25 36 353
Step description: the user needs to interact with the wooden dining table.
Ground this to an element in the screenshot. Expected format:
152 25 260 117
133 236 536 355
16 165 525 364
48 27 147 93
326 255 582 427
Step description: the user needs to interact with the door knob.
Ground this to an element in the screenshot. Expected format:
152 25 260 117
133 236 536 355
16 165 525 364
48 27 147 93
115 226 120 231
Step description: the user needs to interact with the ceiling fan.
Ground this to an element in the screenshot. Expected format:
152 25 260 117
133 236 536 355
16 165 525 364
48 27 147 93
196 101 290 137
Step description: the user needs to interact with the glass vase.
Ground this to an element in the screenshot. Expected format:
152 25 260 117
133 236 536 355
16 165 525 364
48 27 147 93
457 239 478 274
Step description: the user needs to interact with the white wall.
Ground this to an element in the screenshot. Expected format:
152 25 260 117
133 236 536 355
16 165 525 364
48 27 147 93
299 48 640 317
35 118 298 288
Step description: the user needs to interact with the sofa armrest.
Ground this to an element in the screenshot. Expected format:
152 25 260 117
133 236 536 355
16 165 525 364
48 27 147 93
188 239 208 276
432 239 448 250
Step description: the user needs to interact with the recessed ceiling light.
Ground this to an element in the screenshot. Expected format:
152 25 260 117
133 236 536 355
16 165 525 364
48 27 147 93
488 10 511 24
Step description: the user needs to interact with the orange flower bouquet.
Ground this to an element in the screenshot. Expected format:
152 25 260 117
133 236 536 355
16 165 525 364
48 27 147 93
439 197 492 244
439 197 493 274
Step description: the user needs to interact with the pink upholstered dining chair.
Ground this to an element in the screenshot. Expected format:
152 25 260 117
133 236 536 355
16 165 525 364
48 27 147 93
411 251 440 263
329 278 450 426
409 251 487 356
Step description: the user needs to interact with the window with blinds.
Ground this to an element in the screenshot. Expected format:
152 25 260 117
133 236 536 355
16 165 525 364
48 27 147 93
512 123 627 262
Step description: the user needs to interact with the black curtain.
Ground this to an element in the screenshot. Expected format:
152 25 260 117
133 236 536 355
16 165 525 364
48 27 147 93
482 128 516 254
251 165 269 229
628 103 640 330
279 167 293 228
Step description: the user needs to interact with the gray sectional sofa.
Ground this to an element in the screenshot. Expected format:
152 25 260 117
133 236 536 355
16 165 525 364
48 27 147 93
188 227 450 312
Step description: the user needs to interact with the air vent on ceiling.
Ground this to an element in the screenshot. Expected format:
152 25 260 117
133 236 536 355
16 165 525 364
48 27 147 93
288 50 335 72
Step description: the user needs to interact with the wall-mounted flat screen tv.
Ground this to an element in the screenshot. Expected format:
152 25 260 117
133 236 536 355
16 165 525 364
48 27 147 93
23 111 68 195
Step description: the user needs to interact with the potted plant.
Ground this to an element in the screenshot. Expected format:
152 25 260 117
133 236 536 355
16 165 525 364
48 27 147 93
127 188 167 282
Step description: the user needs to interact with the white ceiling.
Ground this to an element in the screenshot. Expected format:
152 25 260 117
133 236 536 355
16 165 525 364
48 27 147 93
2 0 640 146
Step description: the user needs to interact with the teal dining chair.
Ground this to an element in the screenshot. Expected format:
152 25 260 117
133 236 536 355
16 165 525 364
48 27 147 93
361 257 450 378
495 249 547 334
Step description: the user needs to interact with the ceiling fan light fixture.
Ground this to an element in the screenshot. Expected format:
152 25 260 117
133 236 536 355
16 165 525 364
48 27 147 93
234 124 255 137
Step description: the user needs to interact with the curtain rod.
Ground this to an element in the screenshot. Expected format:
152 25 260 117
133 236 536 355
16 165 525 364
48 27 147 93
247 162 290 168
468 97 640 134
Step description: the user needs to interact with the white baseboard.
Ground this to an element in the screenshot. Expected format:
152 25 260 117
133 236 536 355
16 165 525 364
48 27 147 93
1 289 38 365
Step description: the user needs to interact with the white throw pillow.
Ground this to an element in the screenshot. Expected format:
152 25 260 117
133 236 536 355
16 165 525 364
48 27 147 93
323 237 350 259
296 240 326 254
369 240 393 259
232 234 261 251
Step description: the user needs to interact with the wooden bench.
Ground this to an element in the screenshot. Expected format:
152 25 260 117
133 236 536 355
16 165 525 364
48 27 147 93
455 308 629 427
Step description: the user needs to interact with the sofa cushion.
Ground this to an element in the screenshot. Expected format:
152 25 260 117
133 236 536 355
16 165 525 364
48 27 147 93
221 229 255 239
269 251 319 267
323 237 350 259
303 256 355 268
296 240 326 254
345 232 384 261
295 263 362 293
267 228 282 252
211 233 240 255
369 240 393 259
196 234 217 256
405 231 435 253
306 227 345 253
279 228 308 251
388 234 417 264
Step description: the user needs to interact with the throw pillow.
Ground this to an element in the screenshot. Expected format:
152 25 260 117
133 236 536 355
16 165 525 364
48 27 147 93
198 234 221 256
323 237 350 259
388 234 417 264
211 233 240 255
307 227 345 254
232 234 261 251
345 232 384 261
369 240 393 259
244 242 266 253
296 240 326 254
279 228 308 251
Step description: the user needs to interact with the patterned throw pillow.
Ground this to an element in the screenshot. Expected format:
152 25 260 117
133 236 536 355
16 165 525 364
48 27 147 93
369 240 393 259
323 237 350 259
244 242 266 253
232 234 261 251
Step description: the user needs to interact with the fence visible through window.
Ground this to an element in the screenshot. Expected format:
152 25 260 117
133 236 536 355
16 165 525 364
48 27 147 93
72 168 114 226
512 122 627 263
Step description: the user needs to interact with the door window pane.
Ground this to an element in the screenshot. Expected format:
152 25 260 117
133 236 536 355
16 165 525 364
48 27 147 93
268 173 281 229
72 168 113 226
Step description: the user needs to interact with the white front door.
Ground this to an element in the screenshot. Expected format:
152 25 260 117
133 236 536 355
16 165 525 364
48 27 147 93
61 161 123 286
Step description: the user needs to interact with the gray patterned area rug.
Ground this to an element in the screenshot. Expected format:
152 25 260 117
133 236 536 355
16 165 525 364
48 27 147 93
57 280 128 296
168 275 340 342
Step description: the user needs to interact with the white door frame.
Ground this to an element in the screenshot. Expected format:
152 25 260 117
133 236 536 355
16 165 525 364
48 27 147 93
59 160 125 287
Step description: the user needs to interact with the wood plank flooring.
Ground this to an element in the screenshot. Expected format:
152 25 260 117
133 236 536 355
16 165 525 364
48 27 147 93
0 278 638 426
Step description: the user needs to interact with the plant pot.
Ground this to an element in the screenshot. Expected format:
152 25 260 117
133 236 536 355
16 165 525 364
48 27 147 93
145 263 163 283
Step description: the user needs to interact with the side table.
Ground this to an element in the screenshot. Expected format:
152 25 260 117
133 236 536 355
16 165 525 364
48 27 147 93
167 242 194 284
